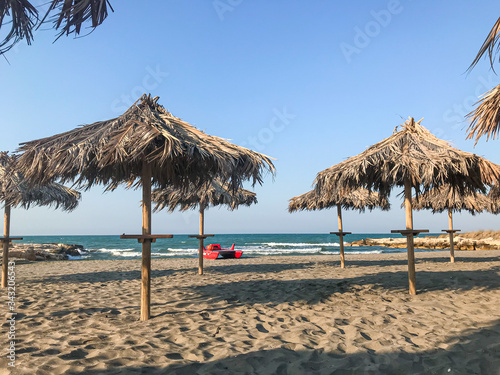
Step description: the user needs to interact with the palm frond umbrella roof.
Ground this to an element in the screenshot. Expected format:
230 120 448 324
468 17 500 72
466 84 500 143
288 187 390 212
0 152 80 211
313 117 500 294
0 0 113 53
314 117 500 196
152 178 257 212
14 93 274 321
410 184 499 215
152 178 257 275
490 184 500 200
16 94 275 190
466 17 500 142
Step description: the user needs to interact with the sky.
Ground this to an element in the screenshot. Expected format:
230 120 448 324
2 0 500 235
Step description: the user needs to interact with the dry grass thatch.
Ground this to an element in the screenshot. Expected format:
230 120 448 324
468 17 500 72
489 184 500 200
0 152 80 211
288 187 390 213
410 184 499 215
466 84 500 143
152 178 257 212
16 94 275 191
314 117 500 198
0 0 113 53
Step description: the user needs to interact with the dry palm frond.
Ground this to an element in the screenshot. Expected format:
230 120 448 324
314 117 500 198
466 85 500 143
488 185 500 214
152 178 257 212
410 184 497 215
468 17 500 72
0 0 112 53
39 0 113 41
0 152 80 211
0 0 38 53
490 184 500 199
16 94 275 192
288 187 389 213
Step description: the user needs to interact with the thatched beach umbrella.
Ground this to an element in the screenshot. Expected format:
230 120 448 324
152 178 257 275
0 152 80 287
16 94 274 320
411 185 499 263
314 117 500 294
288 187 389 268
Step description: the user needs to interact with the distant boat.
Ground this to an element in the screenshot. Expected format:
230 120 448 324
203 243 243 259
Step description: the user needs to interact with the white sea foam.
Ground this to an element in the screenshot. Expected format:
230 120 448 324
262 242 340 247
95 248 136 253
90 243 385 259
110 252 141 257
92 248 141 257
154 252 194 257
241 246 323 254
347 250 383 255
167 248 198 253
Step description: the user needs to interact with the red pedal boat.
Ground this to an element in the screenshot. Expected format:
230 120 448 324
203 243 243 259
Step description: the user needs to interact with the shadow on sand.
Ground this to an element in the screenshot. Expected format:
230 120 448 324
321 254 500 268
179 268 500 306
23 260 318 284
64 319 500 374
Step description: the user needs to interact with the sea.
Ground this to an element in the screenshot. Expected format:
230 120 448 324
16 233 443 261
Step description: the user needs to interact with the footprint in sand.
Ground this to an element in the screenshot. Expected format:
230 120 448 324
59 348 88 360
256 324 269 333
16 347 39 354
165 353 184 360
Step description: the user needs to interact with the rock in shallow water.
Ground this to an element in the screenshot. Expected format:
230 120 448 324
1 243 85 261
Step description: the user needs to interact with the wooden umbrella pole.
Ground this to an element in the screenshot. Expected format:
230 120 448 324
337 204 345 268
141 161 152 321
448 208 455 263
1 205 11 288
404 178 417 295
198 206 205 275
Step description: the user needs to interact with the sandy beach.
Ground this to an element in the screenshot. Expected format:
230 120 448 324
1 250 499 374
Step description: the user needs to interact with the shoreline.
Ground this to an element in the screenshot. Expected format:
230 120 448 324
348 231 500 250
1 251 499 373
3 231 500 263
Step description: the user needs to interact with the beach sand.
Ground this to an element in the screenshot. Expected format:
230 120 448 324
1 250 499 374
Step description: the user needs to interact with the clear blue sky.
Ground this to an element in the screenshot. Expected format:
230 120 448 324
2 0 500 235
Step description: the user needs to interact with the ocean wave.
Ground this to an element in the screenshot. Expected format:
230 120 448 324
317 249 384 255
94 248 136 253
108 252 141 257
346 250 384 255
87 243 391 259
154 252 195 257
242 247 323 254
261 242 340 247
167 248 198 253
